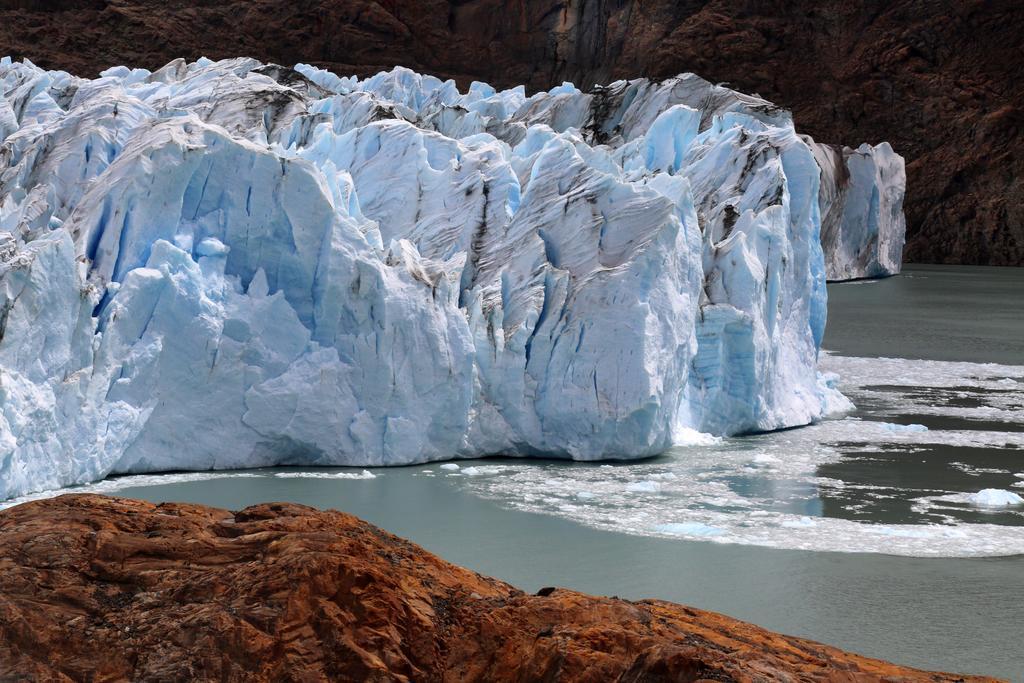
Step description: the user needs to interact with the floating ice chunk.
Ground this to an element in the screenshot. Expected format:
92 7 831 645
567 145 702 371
860 525 933 539
461 466 484 476
273 469 376 480
751 453 780 466
439 463 461 471
653 522 725 537
626 481 662 493
878 422 929 433
950 462 1010 477
781 516 817 528
968 489 1024 507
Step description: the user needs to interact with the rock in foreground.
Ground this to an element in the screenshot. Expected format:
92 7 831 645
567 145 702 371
0 494 991 682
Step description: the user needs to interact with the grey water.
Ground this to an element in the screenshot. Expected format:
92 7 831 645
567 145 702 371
824 264 1024 364
120 471 1023 680
54 266 1024 679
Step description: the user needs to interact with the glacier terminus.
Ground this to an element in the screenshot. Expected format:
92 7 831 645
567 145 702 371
0 57 905 499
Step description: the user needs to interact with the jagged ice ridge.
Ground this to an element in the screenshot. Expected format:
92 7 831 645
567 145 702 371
0 57 902 499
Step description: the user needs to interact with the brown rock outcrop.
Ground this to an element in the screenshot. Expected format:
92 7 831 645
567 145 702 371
0 494 995 681
0 1 1022 266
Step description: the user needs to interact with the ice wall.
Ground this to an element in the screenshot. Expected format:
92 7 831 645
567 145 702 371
811 140 906 280
0 57 868 498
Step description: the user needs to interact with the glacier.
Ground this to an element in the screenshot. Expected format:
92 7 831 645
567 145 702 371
811 140 906 280
0 57 902 499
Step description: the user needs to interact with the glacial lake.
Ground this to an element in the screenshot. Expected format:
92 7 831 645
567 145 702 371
7 265 1024 679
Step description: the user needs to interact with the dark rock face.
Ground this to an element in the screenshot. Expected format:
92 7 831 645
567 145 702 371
1 1 1021 265
0 494 995 681
637 2 1024 267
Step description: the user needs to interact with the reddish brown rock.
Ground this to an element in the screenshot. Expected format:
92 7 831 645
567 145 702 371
0 1 1022 266
0 494 996 681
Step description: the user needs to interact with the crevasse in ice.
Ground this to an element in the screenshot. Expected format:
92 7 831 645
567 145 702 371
0 57 898 498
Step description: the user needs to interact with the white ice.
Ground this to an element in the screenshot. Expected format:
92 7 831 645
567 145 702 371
968 489 1024 507
273 470 376 480
879 422 928 433
444 355 1024 557
0 57 902 500
812 142 906 280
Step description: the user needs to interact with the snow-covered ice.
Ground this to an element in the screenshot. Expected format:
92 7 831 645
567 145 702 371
0 57 902 499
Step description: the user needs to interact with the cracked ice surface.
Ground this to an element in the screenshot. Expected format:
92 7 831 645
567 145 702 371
0 57 876 498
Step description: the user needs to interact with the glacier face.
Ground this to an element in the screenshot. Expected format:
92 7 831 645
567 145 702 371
811 140 906 280
0 56 884 499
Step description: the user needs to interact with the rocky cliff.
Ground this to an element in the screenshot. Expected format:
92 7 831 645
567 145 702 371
0 0 1020 266
0 494 995 681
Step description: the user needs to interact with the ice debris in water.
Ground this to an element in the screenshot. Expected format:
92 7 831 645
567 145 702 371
653 522 725 537
0 57 901 499
878 422 928 433
273 470 376 480
626 481 662 493
449 354 1024 557
968 489 1024 507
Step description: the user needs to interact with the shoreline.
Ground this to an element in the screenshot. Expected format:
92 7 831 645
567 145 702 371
0 494 999 681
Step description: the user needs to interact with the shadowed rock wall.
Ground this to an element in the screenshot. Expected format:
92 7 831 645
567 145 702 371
1 0 1021 264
